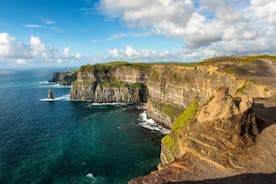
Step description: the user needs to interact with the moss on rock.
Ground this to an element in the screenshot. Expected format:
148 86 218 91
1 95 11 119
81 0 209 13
172 100 198 131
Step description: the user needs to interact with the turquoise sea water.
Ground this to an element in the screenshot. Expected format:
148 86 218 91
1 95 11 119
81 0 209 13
0 69 163 184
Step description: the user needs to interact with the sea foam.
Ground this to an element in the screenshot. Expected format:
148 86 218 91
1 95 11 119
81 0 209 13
38 81 71 88
138 111 171 135
40 94 70 101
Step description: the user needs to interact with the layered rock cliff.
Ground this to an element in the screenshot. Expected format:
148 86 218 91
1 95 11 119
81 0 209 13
49 71 77 85
129 56 276 184
70 63 148 102
61 55 276 183
129 87 275 184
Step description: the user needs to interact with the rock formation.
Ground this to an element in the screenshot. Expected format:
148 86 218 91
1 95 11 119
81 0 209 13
129 87 275 184
53 55 276 183
49 71 77 85
48 88 54 100
70 63 148 102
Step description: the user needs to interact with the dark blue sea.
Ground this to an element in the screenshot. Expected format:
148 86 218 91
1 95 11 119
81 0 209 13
0 69 164 184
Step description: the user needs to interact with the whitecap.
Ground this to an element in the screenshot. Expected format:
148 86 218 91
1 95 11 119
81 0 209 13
39 81 49 84
40 94 70 101
138 111 171 135
86 173 94 179
37 82 71 89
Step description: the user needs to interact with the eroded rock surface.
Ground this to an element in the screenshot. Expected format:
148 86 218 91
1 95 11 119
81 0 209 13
129 88 275 184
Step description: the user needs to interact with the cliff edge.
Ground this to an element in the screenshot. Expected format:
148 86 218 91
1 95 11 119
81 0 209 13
129 87 276 183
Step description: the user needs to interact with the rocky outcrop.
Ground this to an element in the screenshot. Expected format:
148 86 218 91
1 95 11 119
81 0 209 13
161 87 258 165
129 88 275 184
145 64 270 128
49 71 77 85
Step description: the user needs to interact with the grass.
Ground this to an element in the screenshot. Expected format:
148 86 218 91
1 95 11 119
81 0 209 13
151 101 183 120
100 81 144 88
80 55 276 73
161 135 175 152
235 81 254 95
149 70 160 81
241 55 276 64
72 79 94 85
172 100 198 131
80 64 94 72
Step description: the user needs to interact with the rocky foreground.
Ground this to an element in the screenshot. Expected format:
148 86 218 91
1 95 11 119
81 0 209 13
129 88 276 184
52 55 276 183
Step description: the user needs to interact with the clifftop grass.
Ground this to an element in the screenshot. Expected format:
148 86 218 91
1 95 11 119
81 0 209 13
99 81 144 88
80 55 275 73
151 101 183 120
80 62 150 73
172 100 198 131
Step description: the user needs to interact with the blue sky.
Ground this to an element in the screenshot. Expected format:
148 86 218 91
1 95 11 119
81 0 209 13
0 0 275 68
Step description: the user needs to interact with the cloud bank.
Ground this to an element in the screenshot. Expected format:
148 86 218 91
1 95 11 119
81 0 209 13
0 33 82 67
100 0 276 59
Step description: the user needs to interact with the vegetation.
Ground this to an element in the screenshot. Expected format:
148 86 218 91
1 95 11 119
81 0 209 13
72 79 94 85
235 80 254 95
152 101 183 120
99 81 144 88
241 55 276 64
149 70 160 81
161 135 175 152
80 64 94 72
172 100 198 131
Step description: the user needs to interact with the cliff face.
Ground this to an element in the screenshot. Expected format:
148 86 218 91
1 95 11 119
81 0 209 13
70 63 148 102
145 64 271 128
129 56 276 184
69 58 274 125
64 56 276 183
129 87 275 184
50 71 77 85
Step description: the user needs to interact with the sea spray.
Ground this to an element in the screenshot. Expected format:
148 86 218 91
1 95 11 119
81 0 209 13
138 111 171 135
40 94 70 101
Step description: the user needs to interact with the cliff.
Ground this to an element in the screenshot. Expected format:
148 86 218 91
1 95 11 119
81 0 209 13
70 62 148 102
49 71 77 85
129 88 276 184
60 55 276 183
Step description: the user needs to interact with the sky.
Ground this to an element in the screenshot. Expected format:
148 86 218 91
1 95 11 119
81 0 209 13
0 0 275 68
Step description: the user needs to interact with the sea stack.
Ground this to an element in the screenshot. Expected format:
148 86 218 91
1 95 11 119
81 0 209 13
48 89 54 100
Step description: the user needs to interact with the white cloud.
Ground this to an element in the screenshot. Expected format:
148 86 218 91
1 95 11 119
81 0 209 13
0 33 30 59
106 45 172 61
250 0 276 24
107 32 151 40
0 33 82 66
107 48 119 57
44 20 55 25
63 47 81 58
16 58 27 64
99 0 276 56
24 24 42 28
125 45 139 57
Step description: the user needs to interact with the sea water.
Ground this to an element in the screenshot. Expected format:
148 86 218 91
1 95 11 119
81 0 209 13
0 69 167 184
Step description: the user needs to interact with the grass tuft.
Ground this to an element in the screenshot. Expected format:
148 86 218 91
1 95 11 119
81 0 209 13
172 100 197 131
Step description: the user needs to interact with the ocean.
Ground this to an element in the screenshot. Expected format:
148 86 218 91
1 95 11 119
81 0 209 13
0 69 166 184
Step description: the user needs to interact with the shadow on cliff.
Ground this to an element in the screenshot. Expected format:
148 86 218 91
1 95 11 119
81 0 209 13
253 103 276 133
170 173 276 184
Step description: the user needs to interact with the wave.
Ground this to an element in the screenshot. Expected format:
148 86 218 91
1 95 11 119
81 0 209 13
138 111 171 135
86 173 95 179
40 94 70 101
38 81 71 88
39 81 49 84
89 102 130 106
